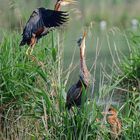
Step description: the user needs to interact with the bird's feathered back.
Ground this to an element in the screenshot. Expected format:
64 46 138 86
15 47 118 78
20 7 69 46
66 80 83 110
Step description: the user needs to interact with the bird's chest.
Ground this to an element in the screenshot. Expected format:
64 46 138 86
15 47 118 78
35 27 45 36
108 116 118 126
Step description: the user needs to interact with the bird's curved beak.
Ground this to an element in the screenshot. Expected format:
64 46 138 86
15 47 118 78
102 111 109 115
102 111 116 115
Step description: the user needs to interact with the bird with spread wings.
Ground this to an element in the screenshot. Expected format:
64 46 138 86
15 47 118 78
20 0 76 59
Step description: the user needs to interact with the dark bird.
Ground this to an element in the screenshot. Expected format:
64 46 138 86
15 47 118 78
103 107 122 140
66 32 91 110
20 0 75 56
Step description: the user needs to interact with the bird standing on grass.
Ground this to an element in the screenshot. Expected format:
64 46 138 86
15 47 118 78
66 32 91 110
20 0 76 59
104 107 122 140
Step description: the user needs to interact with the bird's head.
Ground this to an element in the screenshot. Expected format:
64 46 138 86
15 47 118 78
102 107 117 116
108 107 117 115
77 31 87 47
55 0 76 10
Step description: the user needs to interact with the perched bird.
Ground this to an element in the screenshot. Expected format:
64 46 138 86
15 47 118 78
20 0 75 56
66 32 91 110
104 107 122 140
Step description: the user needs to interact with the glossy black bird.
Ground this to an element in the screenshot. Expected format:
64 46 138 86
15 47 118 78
20 0 75 56
66 32 91 110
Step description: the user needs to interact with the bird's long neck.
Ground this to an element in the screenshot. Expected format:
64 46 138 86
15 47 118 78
79 39 90 86
80 39 88 74
54 3 61 11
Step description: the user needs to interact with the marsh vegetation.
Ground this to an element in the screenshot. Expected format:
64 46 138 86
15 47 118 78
0 0 140 139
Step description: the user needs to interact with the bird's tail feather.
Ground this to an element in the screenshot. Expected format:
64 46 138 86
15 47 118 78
19 39 26 46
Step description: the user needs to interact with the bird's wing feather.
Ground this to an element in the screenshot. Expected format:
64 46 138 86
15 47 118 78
22 8 44 41
66 84 82 104
41 9 69 28
21 8 68 43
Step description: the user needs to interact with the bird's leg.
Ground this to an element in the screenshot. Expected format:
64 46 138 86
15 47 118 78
25 34 44 67
26 46 37 63
26 34 38 62
25 34 36 57
30 33 36 57
29 44 37 62
25 47 32 58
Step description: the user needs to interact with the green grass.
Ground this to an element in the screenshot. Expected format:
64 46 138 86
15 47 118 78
64 27 130 91
0 27 140 139
0 0 140 139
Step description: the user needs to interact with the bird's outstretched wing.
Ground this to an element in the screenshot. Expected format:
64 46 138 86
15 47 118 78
41 8 69 27
20 7 68 46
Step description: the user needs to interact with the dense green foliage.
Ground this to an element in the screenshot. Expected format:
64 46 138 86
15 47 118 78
0 29 140 139
0 0 140 139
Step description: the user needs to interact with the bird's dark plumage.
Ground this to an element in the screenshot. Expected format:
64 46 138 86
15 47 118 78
65 80 87 110
20 7 68 46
